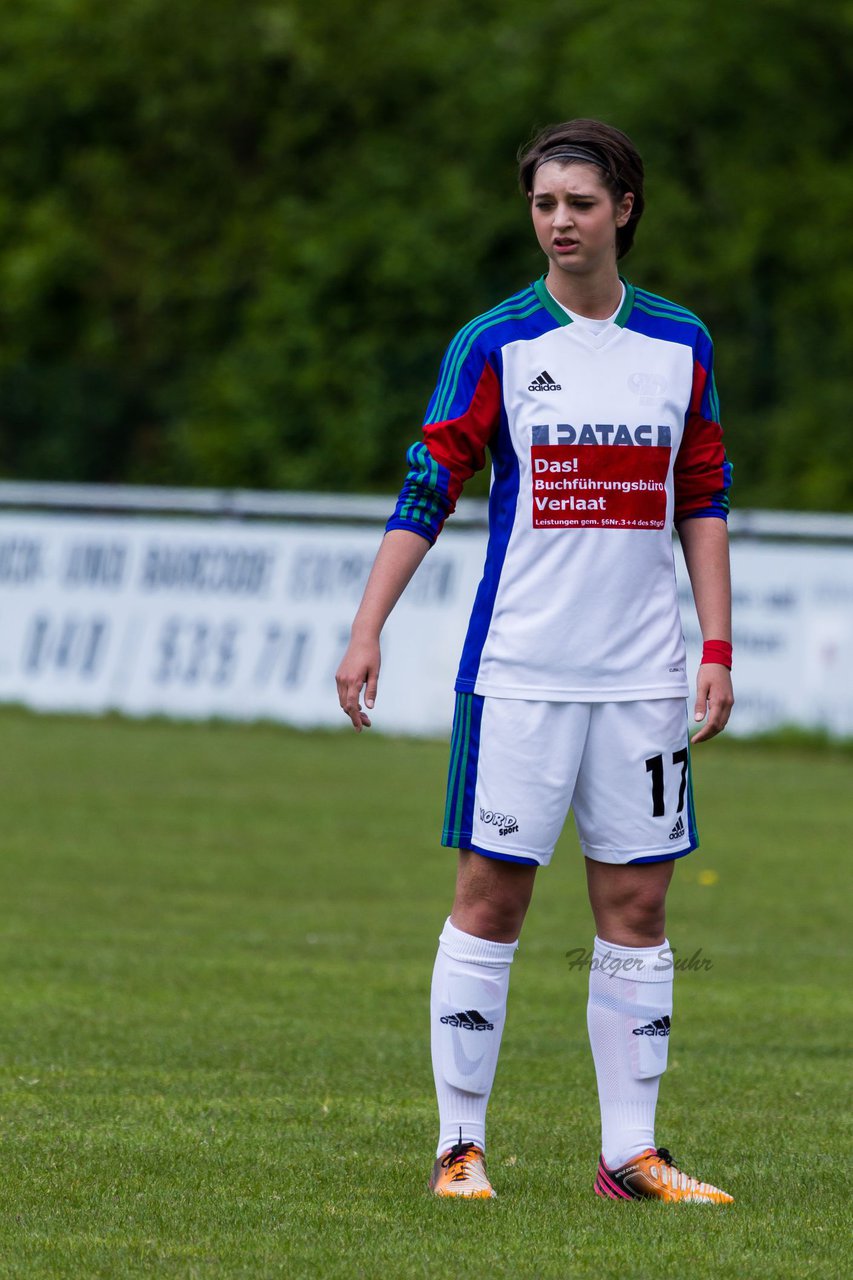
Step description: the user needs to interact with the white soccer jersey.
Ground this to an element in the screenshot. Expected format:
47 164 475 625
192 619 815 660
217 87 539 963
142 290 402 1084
387 277 731 701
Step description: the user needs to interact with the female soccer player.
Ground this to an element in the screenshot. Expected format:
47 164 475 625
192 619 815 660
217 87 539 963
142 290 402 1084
336 118 734 1204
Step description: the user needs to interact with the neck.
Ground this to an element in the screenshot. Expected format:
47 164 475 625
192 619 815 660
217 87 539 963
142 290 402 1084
545 268 623 319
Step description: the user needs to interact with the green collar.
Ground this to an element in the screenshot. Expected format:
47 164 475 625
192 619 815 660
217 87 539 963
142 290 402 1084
533 275 635 328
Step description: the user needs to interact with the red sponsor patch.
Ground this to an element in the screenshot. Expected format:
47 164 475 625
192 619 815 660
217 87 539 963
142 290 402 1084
531 445 670 529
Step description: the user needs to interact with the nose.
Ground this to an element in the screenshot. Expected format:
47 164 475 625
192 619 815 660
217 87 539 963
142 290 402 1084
553 202 574 230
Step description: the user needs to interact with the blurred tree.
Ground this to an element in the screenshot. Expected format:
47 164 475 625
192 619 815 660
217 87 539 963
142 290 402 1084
0 0 850 509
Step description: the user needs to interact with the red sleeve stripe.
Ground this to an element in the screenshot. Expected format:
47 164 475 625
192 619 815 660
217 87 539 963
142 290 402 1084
386 361 501 542
422 360 502 508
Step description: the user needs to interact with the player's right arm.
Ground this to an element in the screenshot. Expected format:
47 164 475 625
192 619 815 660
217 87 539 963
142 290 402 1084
338 322 500 731
336 529 430 732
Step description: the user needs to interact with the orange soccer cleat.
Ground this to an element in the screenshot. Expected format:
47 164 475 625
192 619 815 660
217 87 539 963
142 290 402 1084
429 1137 496 1198
595 1147 734 1204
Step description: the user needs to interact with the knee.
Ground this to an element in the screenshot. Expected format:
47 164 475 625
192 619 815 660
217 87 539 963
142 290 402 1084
597 883 668 946
453 893 524 942
451 853 535 942
620 889 667 939
588 859 674 947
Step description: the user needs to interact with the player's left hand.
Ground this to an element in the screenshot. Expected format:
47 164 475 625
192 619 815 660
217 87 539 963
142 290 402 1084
691 663 734 744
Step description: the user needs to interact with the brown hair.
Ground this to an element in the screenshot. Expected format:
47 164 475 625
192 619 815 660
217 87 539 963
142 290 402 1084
517 119 645 259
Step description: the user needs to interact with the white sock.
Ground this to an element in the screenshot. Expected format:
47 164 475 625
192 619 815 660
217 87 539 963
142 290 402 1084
431 917 518 1157
586 934 674 1168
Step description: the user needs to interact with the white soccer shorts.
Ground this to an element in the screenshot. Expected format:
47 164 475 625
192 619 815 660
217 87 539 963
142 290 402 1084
441 694 698 866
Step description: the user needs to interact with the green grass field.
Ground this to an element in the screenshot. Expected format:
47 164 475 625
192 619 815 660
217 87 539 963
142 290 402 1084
0 708 849 1278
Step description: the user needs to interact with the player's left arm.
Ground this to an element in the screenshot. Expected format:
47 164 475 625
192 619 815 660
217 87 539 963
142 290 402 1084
674 327 733 744
678 515 733 744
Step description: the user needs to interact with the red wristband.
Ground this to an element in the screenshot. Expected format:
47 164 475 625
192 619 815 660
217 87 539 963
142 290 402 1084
701 640 732 669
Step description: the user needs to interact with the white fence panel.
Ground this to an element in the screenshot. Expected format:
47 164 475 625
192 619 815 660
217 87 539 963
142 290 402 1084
1 494 852 737
0 514 482 735
677 540 853 736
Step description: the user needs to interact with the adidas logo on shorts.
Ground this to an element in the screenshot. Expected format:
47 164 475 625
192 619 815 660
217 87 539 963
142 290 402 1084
668 815 685 841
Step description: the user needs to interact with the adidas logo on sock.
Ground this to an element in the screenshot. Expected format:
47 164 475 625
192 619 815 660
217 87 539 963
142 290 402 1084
632 1015 671 1037
669 815 685 841
440 1009 495 1031
528 370 562 391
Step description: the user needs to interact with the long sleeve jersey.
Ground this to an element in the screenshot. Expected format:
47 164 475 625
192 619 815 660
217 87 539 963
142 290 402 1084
387 276 732 702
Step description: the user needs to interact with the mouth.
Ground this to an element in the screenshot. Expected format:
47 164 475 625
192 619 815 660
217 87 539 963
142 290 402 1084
553 239 579 254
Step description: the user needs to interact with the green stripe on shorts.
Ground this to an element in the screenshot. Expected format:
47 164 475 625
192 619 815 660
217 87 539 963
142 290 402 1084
442 693 472 845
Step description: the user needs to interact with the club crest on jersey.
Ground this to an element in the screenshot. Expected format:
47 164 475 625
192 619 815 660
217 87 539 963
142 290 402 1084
531 423 672 447
628 371 668 400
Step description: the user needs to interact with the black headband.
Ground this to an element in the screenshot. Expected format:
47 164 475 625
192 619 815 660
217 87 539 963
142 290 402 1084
532 145 608 175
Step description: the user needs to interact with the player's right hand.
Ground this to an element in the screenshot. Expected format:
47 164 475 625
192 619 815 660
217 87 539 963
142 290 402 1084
335 634 381 732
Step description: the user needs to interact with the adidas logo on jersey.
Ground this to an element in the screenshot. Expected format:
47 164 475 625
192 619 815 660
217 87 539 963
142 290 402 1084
529 370 562 391
632 1015 671 1037
669 815 685 841
440 1009 495 1031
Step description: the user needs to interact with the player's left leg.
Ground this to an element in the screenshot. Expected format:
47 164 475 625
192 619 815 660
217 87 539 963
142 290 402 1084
585 858 675 1169
575 700 733 1203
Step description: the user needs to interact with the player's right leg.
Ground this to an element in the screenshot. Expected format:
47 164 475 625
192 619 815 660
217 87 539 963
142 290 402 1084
429 695 585 1197
429 854 535 1197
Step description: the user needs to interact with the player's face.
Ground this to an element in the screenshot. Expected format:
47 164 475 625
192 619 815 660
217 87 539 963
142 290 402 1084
529 161 633 281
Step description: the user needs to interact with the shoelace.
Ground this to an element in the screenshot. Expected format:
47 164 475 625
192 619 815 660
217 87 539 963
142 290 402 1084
653 1147 705 1192
441 1140 478 1181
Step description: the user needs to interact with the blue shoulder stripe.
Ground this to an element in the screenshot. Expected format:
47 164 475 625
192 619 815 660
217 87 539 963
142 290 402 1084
632 289 712 342
429 286 542 424
430 286 537 417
